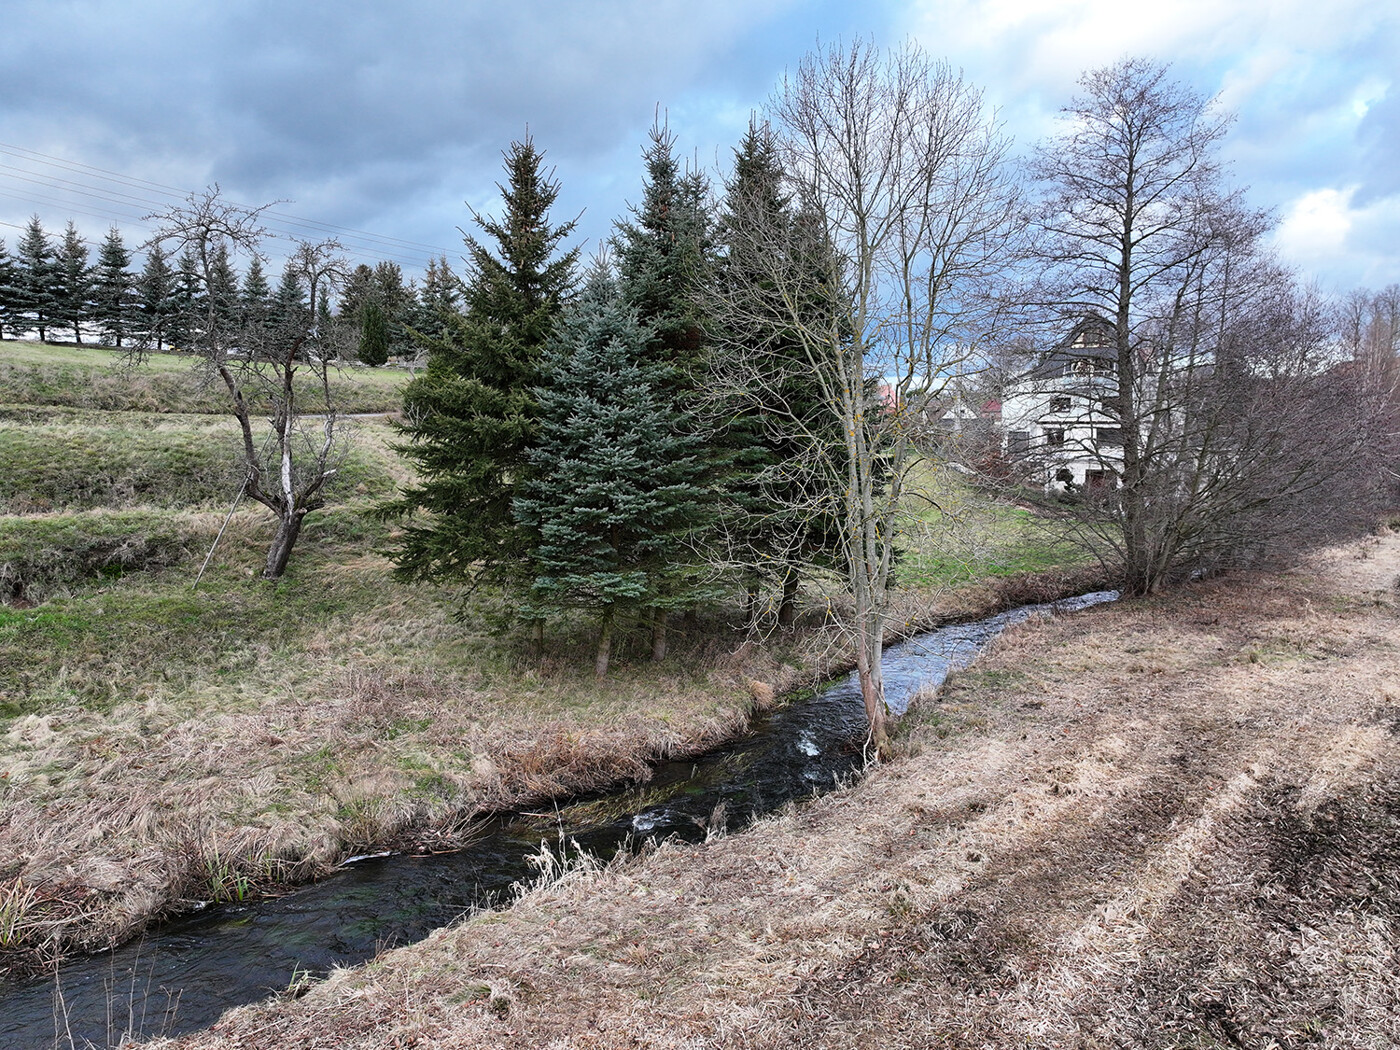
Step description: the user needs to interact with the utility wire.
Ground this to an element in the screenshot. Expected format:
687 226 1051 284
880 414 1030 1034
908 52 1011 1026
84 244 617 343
0 140 461 270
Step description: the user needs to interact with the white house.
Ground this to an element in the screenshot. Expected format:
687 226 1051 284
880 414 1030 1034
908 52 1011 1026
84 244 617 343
1001 316 1124 493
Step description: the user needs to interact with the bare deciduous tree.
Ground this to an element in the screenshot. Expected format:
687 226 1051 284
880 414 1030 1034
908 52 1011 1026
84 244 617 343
713 41 1016 758
1023 60 1376 593
146 188 350 579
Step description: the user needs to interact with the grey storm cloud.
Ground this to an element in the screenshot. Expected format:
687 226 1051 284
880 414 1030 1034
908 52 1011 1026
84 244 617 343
3 0 848 254
3 0 1396 288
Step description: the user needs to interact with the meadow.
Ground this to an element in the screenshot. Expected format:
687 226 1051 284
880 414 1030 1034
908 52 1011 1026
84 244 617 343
0 337 1094 971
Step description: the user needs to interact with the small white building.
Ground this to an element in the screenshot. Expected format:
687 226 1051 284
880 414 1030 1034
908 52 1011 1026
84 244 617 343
1001 317 1124 493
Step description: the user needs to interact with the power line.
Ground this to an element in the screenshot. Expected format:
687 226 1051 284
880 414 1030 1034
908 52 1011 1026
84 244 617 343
0 141 462 271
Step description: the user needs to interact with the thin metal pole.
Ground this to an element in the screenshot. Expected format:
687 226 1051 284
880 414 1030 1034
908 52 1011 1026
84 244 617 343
193 480 248 591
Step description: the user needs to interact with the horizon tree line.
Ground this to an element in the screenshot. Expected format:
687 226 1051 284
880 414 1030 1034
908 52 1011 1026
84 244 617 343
0 215 449 360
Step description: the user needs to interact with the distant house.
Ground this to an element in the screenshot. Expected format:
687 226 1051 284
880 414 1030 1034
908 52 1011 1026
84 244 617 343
1001 316 1123 492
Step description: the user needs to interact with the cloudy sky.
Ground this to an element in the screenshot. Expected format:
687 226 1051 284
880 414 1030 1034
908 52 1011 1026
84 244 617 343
2 0 1396 295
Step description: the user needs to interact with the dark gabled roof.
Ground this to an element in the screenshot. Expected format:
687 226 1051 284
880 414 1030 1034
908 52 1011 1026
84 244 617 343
1018 314 1117 381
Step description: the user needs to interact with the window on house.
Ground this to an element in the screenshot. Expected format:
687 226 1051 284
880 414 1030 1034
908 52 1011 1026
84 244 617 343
1097 427 1124 446
1050 395 1071 413
1008 430 1031 457
1046 428 1066 447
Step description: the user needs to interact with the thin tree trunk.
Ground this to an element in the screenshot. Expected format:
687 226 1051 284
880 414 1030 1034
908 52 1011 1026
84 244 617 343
855 629 892 761
744 583 760 629
263 510 303 579
651 608 668 662
595 606 614 678
777 569 799 627
531 620 544 655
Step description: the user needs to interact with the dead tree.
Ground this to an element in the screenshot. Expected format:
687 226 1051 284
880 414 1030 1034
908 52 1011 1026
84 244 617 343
148 188 350 579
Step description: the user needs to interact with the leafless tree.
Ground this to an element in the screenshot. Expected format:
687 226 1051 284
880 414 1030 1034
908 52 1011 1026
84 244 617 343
1339 285 1400 498
712 41 1016 758
146 188 350 579
1022 60 1376 593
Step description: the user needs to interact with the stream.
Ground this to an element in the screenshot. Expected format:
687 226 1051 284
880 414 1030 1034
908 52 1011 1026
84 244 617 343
1 590 1117 1049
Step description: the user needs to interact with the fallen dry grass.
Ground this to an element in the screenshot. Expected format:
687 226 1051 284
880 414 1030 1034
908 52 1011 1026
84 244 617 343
1 533 1053 978
151 529 1400 1049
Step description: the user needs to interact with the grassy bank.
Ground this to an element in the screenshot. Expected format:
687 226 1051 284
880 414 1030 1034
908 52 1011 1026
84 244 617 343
155 530 1400 1050
0 339 408 414
0 337 1096 976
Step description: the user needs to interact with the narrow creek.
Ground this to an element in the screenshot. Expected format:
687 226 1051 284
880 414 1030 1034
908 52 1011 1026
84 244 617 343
1 591 1117 1049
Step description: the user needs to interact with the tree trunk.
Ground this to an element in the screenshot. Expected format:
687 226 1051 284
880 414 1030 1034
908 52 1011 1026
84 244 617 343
744 583 760 629
777 569 799 627
263 510 304 579
531 619 544 655
855 632 893 761
595 606 614 678
651 608 668 662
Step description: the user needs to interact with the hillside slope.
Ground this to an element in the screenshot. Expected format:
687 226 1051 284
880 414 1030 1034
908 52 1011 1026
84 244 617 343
159 529 1400 1049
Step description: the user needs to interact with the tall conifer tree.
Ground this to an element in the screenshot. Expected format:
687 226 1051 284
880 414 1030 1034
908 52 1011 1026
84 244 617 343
54 221 92 343
384 135 578 591
358 298 390 366
15 215 56 341
135 244 174 352
93 227 135 347
612 120 714 374
514 272 711 675
611 121 719 645
713 120 847 624
239 255 272 337
0 238 14 340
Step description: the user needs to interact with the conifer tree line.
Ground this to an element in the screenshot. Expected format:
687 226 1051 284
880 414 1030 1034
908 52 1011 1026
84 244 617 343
0 213 442 359
383 121 852 676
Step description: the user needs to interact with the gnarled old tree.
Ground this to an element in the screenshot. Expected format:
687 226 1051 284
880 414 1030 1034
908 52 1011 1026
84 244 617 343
713 41 1016 758
147 188 349 579
1024 60 1376 594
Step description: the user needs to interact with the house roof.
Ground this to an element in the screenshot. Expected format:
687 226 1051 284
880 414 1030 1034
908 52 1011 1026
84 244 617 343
1015 314 1117 381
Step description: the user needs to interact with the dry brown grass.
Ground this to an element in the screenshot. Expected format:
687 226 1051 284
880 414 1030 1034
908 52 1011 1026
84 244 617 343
149 530 1400 1050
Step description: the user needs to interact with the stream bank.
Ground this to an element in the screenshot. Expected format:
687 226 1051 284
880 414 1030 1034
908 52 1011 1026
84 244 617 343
148 533 1400 1050
1 587 1117 1048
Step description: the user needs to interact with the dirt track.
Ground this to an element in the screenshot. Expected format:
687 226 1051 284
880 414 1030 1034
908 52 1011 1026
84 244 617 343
163 532 1400 1049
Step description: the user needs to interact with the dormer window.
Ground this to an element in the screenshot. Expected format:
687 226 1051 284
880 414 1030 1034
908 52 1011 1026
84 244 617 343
1050 395 1071 413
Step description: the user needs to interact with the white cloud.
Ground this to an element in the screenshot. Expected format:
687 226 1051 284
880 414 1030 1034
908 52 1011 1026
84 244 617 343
1275 187 1356 261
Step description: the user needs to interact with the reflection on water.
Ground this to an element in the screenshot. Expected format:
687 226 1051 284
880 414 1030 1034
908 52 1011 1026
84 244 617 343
0 590 1116 1049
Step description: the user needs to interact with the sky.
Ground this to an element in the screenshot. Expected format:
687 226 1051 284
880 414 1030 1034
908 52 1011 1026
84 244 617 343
1 0 1396 296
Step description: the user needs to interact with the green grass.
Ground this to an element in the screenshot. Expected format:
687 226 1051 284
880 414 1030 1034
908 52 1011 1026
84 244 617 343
0 509 206 601
0 338 410 414
0 412 403 509
894 463 1090 588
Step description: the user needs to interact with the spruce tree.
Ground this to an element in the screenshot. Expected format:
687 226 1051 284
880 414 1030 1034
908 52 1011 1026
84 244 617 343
0 238 14 340
337 263 376 325
135 244 174 352
358 298 390 366
239 255 272 338
53 221 92 343
15 215 56 341
612 120 714 373
415 255 461 341
383 135 578 591
270 262 308 349
372 260 414 357
514 273 711 676
208 241 239 336
611 121 720 645
93 227 135 347
713 120 846 625
167 248 203 350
